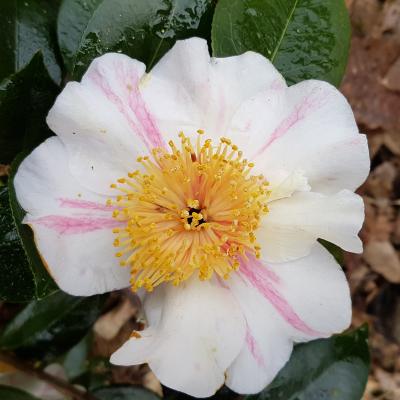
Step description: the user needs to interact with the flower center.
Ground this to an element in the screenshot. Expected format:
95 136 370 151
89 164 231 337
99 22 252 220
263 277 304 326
108 131 270 292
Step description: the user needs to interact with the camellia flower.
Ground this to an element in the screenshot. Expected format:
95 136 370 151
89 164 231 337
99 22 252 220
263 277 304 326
14 38 369 397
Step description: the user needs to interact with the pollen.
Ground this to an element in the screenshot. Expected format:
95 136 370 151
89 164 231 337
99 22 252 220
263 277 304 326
108 131 270 292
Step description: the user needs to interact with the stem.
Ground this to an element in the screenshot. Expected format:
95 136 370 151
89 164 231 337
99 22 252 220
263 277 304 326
0 352 98 400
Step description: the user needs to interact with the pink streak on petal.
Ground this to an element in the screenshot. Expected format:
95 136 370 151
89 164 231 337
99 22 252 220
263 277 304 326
255 90 327 157
88 65 165 150
217 275 266 366
30 215 124 235
246 326 266 367
58 198 116 212
126 79 165 149
243 255 281 285
239 255 319 337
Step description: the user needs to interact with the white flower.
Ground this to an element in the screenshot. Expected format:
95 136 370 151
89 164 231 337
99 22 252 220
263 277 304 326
14 38 370 397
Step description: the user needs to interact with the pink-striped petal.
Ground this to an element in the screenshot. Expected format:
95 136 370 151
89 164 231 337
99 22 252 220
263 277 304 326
228 80 368 193
225 244 351 394
47 53 165 195
141 37 286 142
14 137 130 295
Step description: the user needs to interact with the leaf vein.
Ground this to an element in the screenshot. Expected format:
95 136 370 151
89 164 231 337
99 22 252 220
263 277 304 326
271 0 300 62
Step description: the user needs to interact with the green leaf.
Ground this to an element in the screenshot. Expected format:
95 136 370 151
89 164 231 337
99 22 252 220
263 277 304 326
0 186 35 302
0 52 59 164
57 0 105 73
164 385 237 400
94 386 161 400
0 53 59 300
62 333 91 380
0 385 40 400
72 357 112 391
57 0 216 78
0 290 106 361
319 239 344 266
0 0 62 83
246 326 370 400
211 0 351 86
7 152 58 300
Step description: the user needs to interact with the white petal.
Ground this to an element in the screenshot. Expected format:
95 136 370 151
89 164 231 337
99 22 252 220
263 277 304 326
46 39 287 195
225 244 351 393
14 137 130 296
111 278 246 398
47 53 165 195
260 190 364 262
301 134 370 194
266 244 352 338
267 169 311 202
142 38 286 142
228 80 368 193
225 274 293 394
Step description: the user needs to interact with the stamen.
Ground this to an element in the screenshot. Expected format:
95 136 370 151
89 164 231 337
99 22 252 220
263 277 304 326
109 131 270 292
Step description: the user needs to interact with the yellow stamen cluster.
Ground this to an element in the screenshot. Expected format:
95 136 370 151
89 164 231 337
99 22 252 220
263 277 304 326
108 131 270 292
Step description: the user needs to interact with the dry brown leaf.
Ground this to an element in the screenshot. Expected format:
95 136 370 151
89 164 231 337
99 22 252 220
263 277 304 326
367 134 385 158
365 161 397 199
363 200 394 242
363 376 381 400
94 298 137 341
364 241 400 283
352 308 375 328
93 321 135 358
393 213 400 245
111 365 143 386
370 332 400 371
143 370 163 397
380 0 400 37
348 262 370 294
365 280 381 304
0 361 16 373
341 36 400 132
345 0 355 11
383 131 400 156
375 368 400 397
351 0 382 36
0 164 10 177
383 58 400 92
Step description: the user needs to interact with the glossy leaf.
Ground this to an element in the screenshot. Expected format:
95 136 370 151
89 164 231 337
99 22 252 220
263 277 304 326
57 0 104 72
0 0 62 83
0 290 106 361
212 0 351 86
0 385 40 400
319 239 344 266
0 52 59 164
0 53 59 301
94 386 161 400
246 326 370 400
0 186 35 302
62 334 91 380
74 358 112 392
164 385 237 400
57 0 215 78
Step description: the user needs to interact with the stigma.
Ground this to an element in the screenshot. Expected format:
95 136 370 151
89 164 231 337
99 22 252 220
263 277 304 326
108 131 270 292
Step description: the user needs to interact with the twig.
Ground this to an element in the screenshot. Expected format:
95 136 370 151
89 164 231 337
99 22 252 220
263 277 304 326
0 352 98 400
